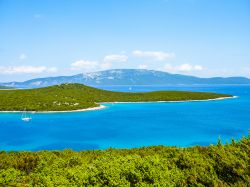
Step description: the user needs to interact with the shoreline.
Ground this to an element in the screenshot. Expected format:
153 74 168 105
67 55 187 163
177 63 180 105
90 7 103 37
0 105 106 114
0 96 237 113
100 96 238 104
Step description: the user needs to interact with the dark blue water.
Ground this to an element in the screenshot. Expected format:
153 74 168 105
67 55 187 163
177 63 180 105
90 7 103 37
0 85 249 151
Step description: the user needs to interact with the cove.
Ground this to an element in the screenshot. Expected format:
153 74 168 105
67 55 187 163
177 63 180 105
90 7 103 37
0 85 249 151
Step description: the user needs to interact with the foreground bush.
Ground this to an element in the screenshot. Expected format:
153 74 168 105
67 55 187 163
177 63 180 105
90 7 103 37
0 134 249 186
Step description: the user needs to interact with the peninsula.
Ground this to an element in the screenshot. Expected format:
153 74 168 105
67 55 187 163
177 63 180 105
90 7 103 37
0 83 232 112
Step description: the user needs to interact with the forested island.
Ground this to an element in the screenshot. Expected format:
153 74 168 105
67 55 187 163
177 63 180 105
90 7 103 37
0 135 249 186
0 83 232 112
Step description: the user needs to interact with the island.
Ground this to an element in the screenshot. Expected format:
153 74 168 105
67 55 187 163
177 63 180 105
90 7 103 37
0 83 232 112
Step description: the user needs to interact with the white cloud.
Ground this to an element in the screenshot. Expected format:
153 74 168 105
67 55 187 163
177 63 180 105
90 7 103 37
71 58 115 72
138 64 148 69
100 62 112 70
177 64 193 71
163 63 203 72
19 53 27 60
47 67 58 73
0 66 58 74
71 60 98 71
132 50 175 61
194 65 203 71
163 64 174 71
103 54 128 63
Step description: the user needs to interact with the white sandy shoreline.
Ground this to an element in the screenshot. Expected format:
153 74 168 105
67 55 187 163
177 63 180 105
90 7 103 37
101 96 238 104
0 105 106 114
0 96 238 113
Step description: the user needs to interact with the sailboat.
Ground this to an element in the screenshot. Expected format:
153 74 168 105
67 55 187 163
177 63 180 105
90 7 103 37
21 110 32 122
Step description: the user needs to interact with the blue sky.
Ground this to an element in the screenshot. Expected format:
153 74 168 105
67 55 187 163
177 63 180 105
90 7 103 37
0 0 250 81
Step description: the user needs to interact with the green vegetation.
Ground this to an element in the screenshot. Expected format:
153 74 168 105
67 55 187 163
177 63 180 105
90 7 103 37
0 135 249 186
0 83 231 111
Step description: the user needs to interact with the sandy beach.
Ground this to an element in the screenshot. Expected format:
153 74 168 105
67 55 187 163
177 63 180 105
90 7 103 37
0 105 106 113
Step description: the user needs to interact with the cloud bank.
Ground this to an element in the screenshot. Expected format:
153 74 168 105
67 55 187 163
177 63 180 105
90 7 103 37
103 54 128 63
163 63 203 72
132 50 175 61
71 60 98 71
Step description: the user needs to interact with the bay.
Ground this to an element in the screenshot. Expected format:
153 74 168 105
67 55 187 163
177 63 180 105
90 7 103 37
0 85 249 151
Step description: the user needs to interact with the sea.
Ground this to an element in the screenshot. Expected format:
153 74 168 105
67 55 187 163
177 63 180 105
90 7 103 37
0 85 249 151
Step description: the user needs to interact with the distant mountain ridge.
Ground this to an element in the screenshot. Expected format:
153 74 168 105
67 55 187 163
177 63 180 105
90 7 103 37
1 69 250 88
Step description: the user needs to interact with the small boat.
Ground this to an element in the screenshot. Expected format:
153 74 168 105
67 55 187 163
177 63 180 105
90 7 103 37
21 110 32 122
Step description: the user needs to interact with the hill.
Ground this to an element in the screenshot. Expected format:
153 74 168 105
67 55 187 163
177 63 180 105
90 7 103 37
1 69 250 88
0 83 231 111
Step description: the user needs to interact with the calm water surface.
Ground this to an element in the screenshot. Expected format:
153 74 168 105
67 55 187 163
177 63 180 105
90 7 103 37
0 85 249 151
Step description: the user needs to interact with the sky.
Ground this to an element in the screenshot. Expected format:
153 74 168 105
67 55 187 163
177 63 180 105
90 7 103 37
0 0 250 82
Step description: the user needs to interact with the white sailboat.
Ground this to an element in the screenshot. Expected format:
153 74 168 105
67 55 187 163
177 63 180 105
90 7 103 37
21 110 32 122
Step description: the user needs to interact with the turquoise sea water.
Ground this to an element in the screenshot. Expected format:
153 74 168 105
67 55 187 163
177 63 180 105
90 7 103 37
0 85 249 151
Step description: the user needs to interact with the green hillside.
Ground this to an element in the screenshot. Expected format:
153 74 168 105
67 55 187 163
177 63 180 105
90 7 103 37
0 135 249 186
0 83 231 111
